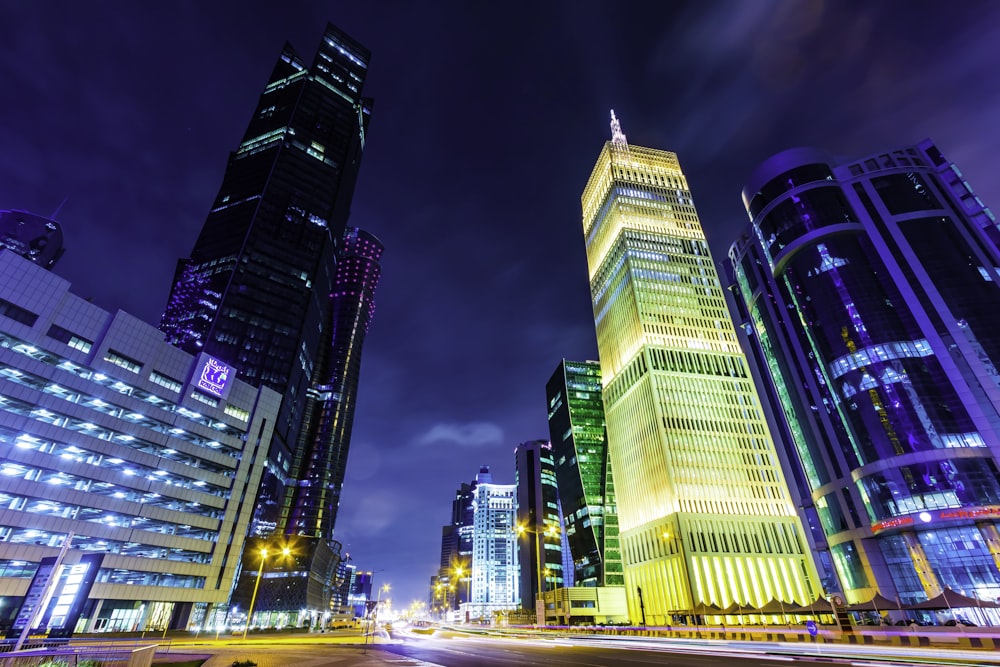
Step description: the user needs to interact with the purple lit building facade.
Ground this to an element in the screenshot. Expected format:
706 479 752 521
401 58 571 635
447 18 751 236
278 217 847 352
729 140 1000 606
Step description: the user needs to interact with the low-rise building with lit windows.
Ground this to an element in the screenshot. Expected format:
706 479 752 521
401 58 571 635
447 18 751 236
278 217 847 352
0 249 280 634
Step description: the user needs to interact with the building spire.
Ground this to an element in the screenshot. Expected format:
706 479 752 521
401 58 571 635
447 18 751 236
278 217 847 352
610 109 627 148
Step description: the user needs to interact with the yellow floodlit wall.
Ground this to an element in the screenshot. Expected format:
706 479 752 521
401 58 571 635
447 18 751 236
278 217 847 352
581 139 821 624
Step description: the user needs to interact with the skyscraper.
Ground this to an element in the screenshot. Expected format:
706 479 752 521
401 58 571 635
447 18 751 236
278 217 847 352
580 113 820 622
514 440 564 614
545 359 622 588
470 466 518 620
159 23 373 536
729 140 1000 605
284 227 383 539
435 479 476 614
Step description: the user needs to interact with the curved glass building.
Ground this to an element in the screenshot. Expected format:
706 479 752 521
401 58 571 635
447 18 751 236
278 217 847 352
729 140 1000 605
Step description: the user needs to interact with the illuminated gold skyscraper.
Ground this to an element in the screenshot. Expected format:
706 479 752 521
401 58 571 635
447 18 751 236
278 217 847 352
581 113 820 622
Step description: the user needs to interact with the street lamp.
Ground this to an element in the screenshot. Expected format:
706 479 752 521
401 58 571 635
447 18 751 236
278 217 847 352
452 562 470 622
244 545 291 640
516 522 559 626
363 583 390 653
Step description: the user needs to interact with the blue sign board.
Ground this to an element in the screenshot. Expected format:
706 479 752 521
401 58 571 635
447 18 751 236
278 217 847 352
805 620 818 636
194 353 233 400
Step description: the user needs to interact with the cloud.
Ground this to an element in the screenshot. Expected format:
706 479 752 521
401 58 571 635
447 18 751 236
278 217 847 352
415 421 504 448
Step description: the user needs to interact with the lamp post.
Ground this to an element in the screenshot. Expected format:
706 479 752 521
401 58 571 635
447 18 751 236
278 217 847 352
516 522 559 627
452 562 470 623
363 583 389 654
243 545 291 640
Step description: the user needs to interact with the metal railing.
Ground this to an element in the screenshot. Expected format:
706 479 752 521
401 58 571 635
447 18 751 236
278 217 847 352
0 639 157 667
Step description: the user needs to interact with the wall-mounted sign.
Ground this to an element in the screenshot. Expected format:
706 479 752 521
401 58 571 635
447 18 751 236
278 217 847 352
193 353 234 400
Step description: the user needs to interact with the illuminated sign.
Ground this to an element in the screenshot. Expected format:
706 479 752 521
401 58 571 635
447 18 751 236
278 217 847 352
871 506 1000 534
4 553 103 639
939 506 1000 521
7 557 56 638
194 353 233 399
870 516 914 533
46 553 103 638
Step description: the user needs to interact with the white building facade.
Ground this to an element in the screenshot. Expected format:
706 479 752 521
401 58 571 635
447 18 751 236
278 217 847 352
0 250 279 633
469 467 518 620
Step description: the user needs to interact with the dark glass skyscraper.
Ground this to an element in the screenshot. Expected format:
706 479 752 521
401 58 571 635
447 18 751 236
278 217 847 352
730 140 1000 606
515 440 564 609
545 360 622 587
159 23 373 535
284 227 382 539
159 23 378 625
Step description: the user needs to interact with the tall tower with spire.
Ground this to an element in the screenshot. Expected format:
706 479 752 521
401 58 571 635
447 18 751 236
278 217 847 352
580 112 820 621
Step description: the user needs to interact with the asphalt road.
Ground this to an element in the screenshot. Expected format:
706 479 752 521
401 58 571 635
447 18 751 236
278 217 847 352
380 631 856 667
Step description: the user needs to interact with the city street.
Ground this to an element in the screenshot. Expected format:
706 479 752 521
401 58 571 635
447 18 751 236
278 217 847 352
378 628 1000 667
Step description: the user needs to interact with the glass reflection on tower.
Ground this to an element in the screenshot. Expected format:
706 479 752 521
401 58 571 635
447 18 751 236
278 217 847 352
545 360 622 588
729 140 1000 605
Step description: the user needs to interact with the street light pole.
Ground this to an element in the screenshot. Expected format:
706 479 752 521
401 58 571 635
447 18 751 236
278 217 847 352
243 545 290 640
243 548 267 641
517 522 558 627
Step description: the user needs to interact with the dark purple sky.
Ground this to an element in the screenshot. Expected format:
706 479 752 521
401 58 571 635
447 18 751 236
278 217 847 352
3 1 1000 607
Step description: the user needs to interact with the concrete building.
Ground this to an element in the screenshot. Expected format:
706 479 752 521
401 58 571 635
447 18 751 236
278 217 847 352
0 250 279 634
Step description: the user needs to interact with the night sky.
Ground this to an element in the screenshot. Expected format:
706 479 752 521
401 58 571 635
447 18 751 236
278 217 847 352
3 1 1000 607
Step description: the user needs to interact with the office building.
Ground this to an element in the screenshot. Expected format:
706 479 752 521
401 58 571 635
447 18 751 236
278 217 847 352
580 113 820 622
0 210 64 269
545 360 622 588
284 227 383 538
159 23 373 537
514 440 564 613
434 479 475 616
470 466 518 620
0 250 279 634
158 22 377 620
729 140 1000 605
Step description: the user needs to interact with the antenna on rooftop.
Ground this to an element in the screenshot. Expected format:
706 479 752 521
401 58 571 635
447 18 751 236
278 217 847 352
51 194 70 219
610 109 628 148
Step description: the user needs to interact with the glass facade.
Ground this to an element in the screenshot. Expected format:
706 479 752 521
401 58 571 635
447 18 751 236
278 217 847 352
158 23 373 537
581 115 820 623
284 227 383 539
515 440 564 609
730 140 1000 605
545 360 622 588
